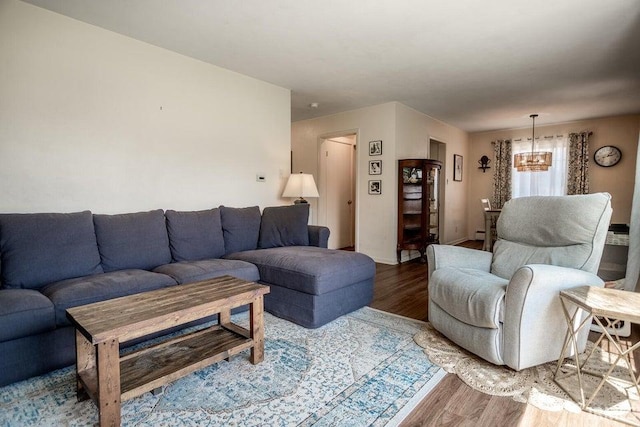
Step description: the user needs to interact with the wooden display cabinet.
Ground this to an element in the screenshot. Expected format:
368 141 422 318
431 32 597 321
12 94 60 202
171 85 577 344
397 159 442 263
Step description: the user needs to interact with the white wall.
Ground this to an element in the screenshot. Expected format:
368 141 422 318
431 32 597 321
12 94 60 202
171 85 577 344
291 102 469 264
395 104 470 247
0 0 291 214
291 103 397 263
467 115 640 238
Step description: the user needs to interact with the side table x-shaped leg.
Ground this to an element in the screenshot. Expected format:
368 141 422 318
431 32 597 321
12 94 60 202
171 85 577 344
554 286 640 426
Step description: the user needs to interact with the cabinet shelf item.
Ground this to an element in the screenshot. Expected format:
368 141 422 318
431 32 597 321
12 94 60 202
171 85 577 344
397 159 442 263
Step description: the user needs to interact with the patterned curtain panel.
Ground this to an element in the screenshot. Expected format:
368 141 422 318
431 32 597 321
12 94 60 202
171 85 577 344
567 132 591 195
491 139 512 208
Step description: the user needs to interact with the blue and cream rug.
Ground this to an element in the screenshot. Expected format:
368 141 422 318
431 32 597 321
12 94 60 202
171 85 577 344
0 307 444 426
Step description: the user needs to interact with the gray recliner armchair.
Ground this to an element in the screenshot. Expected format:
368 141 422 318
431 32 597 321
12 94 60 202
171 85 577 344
427 193 613 371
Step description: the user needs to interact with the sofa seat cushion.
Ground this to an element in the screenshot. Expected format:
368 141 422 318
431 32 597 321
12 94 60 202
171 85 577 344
41 270 177 326
154 259 259 284
226 247 375 295
429 267 509 329
0 211 103 289
0 289 55 342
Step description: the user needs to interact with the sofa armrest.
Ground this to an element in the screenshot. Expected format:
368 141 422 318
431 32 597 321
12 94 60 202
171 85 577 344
426 245 492 282
308 226 330 248
503 264 604 370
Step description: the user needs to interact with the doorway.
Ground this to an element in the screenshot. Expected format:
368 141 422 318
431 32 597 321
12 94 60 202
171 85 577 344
318 133 357 250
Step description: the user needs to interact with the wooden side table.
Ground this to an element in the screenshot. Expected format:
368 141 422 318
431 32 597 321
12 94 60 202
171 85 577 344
554 285 640 425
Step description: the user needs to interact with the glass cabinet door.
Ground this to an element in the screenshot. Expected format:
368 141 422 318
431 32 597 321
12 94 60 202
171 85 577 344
426 164 440 243
397 159 442 263
401 164 424 246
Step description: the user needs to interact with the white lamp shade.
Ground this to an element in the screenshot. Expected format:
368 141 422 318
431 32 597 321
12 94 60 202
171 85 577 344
282 173 319 199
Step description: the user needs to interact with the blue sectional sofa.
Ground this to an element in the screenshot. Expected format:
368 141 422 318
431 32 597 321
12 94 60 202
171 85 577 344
0 204 375 386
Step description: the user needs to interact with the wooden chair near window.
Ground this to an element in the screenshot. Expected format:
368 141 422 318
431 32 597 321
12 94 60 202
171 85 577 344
481 199 500 251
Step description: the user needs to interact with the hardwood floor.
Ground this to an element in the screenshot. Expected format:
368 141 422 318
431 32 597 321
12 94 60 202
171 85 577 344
369 242 639 427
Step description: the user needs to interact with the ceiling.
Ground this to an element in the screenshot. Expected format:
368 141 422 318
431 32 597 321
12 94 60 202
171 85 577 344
23 0 640 132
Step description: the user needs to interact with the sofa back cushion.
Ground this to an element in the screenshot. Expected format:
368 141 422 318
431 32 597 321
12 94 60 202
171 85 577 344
219 206 261 255
93 209 172 272
258 204 310 249
0 211 103 289
165 208 225 261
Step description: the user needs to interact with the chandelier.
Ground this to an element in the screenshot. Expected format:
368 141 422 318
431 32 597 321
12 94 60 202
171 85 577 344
514 114 552 172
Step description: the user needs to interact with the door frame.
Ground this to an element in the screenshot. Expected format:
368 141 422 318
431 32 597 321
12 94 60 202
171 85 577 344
317 129 359 250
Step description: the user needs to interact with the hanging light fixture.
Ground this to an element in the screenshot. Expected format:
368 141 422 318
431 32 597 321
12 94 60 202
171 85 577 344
514 114 552 172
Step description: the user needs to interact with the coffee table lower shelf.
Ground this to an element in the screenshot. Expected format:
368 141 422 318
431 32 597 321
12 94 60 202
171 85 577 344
77 324 253 404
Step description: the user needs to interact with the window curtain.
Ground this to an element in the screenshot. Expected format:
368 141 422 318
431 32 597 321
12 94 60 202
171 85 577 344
512 136 568 198
567 132 591 195
624 134 640 293
491 139 511 208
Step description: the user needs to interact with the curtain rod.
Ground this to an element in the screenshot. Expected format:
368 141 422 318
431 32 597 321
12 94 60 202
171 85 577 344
511 130 593 142
512 135 564 142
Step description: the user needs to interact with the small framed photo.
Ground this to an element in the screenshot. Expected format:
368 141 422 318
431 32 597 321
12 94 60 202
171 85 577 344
454 154 463 182
369 140 382 156
368 180 382 195
369 160 382 175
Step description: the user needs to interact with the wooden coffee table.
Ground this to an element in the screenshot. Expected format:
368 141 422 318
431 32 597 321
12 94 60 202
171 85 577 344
66 275 270 427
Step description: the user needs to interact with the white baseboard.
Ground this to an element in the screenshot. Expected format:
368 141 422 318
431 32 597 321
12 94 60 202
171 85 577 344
443 237 467 246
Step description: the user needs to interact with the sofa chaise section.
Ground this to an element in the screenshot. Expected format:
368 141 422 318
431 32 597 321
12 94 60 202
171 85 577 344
228 246 375 328
223 205 376 328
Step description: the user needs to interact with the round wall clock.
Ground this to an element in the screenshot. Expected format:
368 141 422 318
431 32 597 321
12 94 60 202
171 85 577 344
593 145 622 167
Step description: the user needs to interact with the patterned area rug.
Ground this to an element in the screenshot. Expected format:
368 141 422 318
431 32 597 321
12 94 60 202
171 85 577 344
414 323 640 425
0 307 444 426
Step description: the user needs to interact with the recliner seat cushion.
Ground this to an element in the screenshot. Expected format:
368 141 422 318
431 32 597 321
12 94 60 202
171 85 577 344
165 209 226 261
258 204 309 249
0 211 103 289
226 246 375 295
41 270 177 326
0 289 55 342
429 267 508 329
93 210 172 272
154 259 259 284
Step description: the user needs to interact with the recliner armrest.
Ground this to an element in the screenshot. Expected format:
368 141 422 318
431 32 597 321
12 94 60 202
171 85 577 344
426 245 492 281
308 225 330 248
503 264 604 370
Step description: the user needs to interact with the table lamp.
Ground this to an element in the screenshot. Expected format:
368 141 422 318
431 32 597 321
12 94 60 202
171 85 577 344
282 172 319 204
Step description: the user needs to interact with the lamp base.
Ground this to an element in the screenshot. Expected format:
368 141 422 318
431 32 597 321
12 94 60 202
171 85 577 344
293 198 308 204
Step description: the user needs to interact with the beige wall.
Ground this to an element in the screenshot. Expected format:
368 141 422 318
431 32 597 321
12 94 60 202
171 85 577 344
0 0 291 214
467 115 640 237
291 102 469 264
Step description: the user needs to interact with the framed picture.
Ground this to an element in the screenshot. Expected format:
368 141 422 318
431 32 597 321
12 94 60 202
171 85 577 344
368 180 382 195
453 154 463 182
369 160 382 175
369 140 382 156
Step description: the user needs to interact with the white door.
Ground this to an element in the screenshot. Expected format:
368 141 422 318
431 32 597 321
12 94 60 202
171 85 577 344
320 138 355 249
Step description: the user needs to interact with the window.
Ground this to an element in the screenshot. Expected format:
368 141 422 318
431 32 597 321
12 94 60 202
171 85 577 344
512 136 568 198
